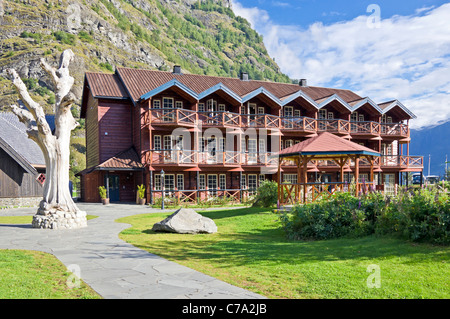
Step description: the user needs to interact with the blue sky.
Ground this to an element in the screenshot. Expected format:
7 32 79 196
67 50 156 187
232 1 450 129
237 0 449 27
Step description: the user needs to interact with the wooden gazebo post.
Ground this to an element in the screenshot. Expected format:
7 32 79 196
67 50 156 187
355 155 360 196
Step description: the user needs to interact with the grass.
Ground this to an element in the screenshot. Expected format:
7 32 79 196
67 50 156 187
0 249 101 299
0 215 98 224
117 207 450 299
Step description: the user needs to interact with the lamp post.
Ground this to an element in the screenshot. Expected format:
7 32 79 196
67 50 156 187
161 169 165 210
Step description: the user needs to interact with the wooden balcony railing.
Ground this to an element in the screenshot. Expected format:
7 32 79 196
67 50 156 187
241 114 280 129
380 123 409 137
380 155 423 168
281 116 317 132
317 119 350 134
350 121 380 135
149 149 197 165
198 111 241 127
150 108 196 126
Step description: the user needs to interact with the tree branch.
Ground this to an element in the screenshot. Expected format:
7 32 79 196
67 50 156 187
6 68 52 137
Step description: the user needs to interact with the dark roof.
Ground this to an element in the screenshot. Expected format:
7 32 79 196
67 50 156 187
85 72 129 98
113 67 362 103
279 132 380 158
76 147 144 176
0 112 47 172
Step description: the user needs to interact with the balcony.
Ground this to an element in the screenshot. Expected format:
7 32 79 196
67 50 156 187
380 123 409 138
149 108 197 127
241 114 280 129
198 111 241 128
281 116 317 132
350 121 380 137
317 119 350 135
379 155 423 170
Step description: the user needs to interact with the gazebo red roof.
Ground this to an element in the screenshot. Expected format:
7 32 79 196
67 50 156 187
279 132 380 158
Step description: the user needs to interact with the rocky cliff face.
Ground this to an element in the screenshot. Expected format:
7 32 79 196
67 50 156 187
0 0 289 114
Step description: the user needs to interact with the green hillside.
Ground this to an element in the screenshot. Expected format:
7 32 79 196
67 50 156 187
0 0 291 181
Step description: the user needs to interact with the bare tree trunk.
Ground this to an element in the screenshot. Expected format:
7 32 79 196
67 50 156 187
6 49 87 229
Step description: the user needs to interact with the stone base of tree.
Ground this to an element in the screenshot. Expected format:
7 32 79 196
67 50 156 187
32 210 87 229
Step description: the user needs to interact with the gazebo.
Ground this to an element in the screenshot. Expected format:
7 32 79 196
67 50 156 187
277 132 380 205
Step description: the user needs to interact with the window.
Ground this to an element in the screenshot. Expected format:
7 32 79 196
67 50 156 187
351 112 358 122
248 174 258 193
154 174 161 190
294 109 301 117
318 109 327 119
241 174 246 189
327 111 334 119
199 174 206 189
259 138 266 153
198 103 205 112
199 136 205 152
163 135 172 150
219 137 225 152
153 135 161 150
259 174 265 186
284 106 293 117
280 140 283 150
177 174 184 190
359 114 364 122
218 104 225 112
175 101 183 108
258 106 264 114
248 103 257 114
387 116 392 123
285 140 293 149
207 99 217 112
208 174 217 190
219 174 226 190
153 100 161 108
163 97 173 109
165 174 175 190
283 174 297 184
358 174 369 183
248 139 257 163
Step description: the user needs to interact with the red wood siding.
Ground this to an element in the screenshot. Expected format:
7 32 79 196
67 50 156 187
98 99 133 163
85 92 99 168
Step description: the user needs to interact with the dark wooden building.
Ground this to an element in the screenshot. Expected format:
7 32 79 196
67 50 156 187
78 67 423 203
0 113 48 207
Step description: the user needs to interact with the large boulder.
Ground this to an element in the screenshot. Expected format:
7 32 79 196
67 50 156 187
152 208 217 234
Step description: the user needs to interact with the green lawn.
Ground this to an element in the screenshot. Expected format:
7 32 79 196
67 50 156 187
0 249 101 299
0 215 101 299
117 207 450 299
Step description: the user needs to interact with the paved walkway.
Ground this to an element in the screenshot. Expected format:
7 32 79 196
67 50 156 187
0 203 265 299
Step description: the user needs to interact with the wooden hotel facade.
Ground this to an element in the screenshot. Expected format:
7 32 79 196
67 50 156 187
78 66 423 203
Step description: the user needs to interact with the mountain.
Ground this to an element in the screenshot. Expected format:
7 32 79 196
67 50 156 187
410 120 450 177
0 0 291 114
0 0 291 180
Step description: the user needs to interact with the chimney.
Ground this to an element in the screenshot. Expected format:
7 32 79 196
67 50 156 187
299 79 307 87
173 65 182 74
240 72 249 81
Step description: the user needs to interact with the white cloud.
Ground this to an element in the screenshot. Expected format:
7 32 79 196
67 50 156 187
231 1 450 129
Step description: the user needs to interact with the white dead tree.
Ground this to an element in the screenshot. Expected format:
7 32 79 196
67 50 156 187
6 49 87 229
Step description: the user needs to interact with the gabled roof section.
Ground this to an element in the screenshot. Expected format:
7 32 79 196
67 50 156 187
316 94 353 112
76 147 144 176
379 100 416 119
241 87 282 106
139 78 199 102
197 82 242 103
350 97 383 114
0 113 46 174
85 72 129 99
280 90 319 109
279 132 380 158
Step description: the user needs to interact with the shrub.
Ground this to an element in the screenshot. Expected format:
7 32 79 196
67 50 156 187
253 180 278 207
98 186 107 199
137 184 145 199
280 188 449 244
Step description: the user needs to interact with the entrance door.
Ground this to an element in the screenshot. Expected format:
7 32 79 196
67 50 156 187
105 175 120 202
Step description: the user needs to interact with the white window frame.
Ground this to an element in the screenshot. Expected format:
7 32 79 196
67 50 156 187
283 174 297 184
359 114 364 122
163 97 173 109
327 111 334 119
284 106 293 117
199 174 206 189
218 104 225 112
198 103 205 112
219 174 226 190
153 100 161 108
177 174 184 190
258 106 264 114
153 135 161 150
294 109 301 117
175 101 183 109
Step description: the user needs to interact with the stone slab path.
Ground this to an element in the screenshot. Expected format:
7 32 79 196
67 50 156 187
0 203 265 299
